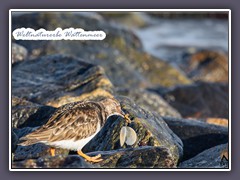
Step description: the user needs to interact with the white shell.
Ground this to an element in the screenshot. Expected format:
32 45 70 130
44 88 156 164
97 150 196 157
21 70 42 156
125 126 137 145
120 126 137 146
120 126 127 147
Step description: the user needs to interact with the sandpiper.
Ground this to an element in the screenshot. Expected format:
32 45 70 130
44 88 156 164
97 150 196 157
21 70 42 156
19 98 131 163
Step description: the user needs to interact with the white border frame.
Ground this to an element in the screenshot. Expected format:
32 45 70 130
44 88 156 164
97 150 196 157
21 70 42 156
9 9 231 171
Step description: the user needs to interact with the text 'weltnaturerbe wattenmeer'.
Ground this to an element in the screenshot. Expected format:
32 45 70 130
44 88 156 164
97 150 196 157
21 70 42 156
12 28 106 40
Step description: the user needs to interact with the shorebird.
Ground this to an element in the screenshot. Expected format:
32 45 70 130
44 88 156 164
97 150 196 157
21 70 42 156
19 98 131 163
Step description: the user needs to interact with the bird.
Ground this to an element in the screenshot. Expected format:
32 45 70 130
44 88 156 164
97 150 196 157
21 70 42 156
18 98 131 163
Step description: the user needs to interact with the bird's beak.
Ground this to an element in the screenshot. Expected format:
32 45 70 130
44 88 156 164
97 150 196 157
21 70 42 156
121 110 126 116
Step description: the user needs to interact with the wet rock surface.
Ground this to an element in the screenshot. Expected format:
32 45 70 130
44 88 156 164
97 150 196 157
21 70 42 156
179 143 229 168
162 117 228 161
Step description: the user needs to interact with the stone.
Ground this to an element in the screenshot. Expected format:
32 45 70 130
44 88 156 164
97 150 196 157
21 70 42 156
12 96 56 128
155 82 229 119
162 116 228 161
12 55 113 107
183 50 228 83
179 143 229 168
12 146 175 168
12 43 28 64
11 131 18 153
116 88 181 118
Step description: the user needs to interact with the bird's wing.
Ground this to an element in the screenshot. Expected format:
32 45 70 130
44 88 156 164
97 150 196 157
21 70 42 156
20 103 103 144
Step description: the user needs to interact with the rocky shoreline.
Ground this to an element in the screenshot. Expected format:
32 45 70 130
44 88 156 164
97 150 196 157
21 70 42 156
11 12 229 169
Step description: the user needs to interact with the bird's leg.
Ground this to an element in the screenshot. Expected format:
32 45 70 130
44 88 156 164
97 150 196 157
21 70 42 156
77 150 103 163
124 113 131 124
50 147 55 156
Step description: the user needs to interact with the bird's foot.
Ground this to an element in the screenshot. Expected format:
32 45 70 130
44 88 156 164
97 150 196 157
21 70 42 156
50 148 55 156
124 114 131 124
77 150 103 163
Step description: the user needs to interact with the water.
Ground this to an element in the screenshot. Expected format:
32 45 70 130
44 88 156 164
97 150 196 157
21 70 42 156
135 18 229 65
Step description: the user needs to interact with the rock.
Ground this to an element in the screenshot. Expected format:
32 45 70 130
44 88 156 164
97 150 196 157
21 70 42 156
13 127 69 161
13 146 175 168
116 88 181 118
179 143 229 168
12 12 191 88
154 82 229 119
89 146 176 168
84 97 183 165
205 118 228 127
12 131 18 153
12 155 94 168
12 96 56 128
12 43 28 64
99 12 149 28
12 55 114 107
182 50 228 83
162 117 228 161
13 143 69 161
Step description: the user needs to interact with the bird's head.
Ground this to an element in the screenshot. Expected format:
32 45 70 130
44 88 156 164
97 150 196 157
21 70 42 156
99 98 124 119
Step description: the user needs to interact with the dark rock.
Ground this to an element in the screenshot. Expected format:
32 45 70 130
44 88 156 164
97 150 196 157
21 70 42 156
12 43 28 64
14 143 69 161
12 55 114 107
162 117 228 161
12 155 93 168
116 88 181 118
182 50 228 83
179 143 229 168
154 82 229 119
12 146 175 168
12 13 191 88
12 96 56 128
12 131 18 153
84 97 183 166
13 127 69 161
89 146 176 168
13 127 36 139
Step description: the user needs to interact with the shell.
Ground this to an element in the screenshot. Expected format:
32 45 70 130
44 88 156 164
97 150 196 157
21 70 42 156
125 126 137 146
120 126 137 146
120 126 127 147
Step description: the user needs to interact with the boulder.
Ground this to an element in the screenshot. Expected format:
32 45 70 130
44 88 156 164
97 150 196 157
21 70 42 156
116 88 181 118
12 55 113 107
13 146 175 168
182 50 228 83
154 82 229 119
162 117 228 161
12 96 56 128
179 143 228 168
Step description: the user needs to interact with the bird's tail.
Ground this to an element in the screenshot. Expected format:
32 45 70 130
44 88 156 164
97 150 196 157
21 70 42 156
18 137 40 146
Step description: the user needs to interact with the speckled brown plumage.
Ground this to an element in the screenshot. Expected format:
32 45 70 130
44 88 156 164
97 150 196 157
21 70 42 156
19 98 123 149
